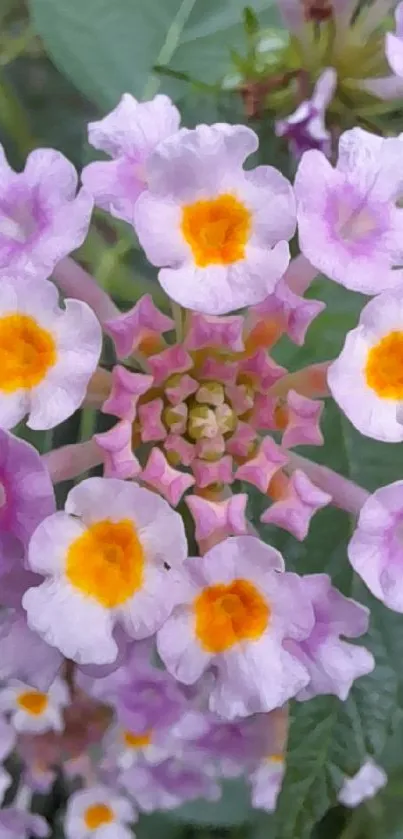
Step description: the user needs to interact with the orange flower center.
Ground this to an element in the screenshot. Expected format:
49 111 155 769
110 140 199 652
268 753 284 763
0 314 57 393
17 690 48 716
66 519 144 608
123 729 152 748
195 578 270 653
365 331 403 399
181 193 251 267
84 803 114 830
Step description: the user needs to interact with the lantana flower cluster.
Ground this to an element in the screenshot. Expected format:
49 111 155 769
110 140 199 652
3 24 403 827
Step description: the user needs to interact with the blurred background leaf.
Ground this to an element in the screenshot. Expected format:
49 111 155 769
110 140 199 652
28 0 280 109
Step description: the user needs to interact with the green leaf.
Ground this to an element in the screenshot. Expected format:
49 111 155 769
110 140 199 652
270 599 399 839
136 813 181 839
29 0 279 109
243 7 260 36
167 779 255 827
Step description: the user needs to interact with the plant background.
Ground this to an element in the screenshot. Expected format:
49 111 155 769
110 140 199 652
2 1 403 836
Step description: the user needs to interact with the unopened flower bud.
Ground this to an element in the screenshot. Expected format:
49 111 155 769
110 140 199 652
195 382 225 407
188 406 219 440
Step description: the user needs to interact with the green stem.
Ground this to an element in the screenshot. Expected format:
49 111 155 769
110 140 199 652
338 812 363 839
0 26 35 67
96 238 132 291
171 300 184 343
77 409 97 481
129 350 152 374
0 73 35 157
142 0 198 99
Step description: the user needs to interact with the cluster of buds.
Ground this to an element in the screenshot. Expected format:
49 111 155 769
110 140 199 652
227 0 403 159
95 283 329 546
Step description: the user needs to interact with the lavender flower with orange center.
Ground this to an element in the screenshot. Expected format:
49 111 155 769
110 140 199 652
328 289 403 441
157 535 314 718
133 123 296 314
22 477 187 665
0 677 69 734
65 786 136 839
0 278 102 430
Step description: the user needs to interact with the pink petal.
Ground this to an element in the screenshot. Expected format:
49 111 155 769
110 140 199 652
149 346 193 387
238 350 286 392
138 398 167 442
192 456 234 488
94 421 141 479
164 435 195 467
261 469 331 540
141 449 195 507
281 390 324 448
165 374 199 405
102 365 153 422
226 422 257 459
186 494 248 543
236 438 288 492
104 295 174 360
185 312 245 352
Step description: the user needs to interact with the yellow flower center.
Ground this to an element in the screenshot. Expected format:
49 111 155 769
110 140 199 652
66 519 144 608
195 578 270 653
123 729 152 748
84 803 114 830
0 314 57 393
17 690 48 716
365 331 403 399
268 753 284 764
181 193 251 267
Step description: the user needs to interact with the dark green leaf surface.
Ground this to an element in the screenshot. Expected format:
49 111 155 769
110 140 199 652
29 0 279 109
167 779 255 827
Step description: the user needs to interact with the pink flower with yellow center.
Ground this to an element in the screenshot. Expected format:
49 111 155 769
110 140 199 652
157 536 315 719
65 786 136 839
103 719 172 771
134 123 296 314
328 290 403 441
22 477 187 665
0 677 69 734
0 278 101 430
